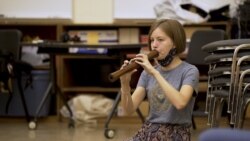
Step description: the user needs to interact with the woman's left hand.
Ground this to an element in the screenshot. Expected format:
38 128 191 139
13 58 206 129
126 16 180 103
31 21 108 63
134 53 155 75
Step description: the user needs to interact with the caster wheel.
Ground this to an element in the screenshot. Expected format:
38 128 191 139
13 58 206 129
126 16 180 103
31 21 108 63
104 129 115 139
28 121 37 130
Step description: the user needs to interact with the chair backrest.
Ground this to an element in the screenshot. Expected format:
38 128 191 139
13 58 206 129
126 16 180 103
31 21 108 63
0 29 22 60
185 29 227 65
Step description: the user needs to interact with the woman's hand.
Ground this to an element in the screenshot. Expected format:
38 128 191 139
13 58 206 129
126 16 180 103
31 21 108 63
120 60 137 85
134 54 155 75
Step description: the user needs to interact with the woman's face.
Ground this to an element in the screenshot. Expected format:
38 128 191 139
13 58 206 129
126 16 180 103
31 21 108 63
150 27 174 60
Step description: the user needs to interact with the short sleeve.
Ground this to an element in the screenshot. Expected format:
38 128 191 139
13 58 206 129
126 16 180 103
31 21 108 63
182 67 200 96
137 70 148 88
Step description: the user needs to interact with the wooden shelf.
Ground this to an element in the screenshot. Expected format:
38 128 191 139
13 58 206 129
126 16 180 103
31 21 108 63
0 20 233 115
54 43 144 96
57 54 119 60
0 18 72 25
61 87 120 93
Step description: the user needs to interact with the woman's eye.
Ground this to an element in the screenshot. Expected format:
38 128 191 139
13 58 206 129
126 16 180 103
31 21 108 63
158 38 163 42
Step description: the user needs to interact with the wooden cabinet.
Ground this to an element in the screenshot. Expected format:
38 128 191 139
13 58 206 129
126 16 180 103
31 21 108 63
54 43 145 98
0 18 71 41
0 18 232 42
56 54 121 95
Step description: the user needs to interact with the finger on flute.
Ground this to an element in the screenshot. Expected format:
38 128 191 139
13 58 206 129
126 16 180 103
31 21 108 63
108 50 159 82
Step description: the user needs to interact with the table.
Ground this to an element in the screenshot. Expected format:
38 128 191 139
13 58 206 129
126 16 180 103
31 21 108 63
25 41 145 132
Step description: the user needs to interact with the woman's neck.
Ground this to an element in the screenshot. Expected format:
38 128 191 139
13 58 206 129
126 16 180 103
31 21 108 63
160 56 182 71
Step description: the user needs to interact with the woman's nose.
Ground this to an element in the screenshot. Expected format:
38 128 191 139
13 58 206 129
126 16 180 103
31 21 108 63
151 41 158 48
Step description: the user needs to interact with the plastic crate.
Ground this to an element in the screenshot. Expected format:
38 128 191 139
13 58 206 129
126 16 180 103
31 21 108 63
0 70 51 117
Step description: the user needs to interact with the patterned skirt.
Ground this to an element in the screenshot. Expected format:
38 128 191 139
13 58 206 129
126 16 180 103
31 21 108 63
126 121 191 141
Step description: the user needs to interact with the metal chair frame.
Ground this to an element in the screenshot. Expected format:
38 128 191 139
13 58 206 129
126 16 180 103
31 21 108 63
235 82 250 128
230 55 250 125
202 41 250 127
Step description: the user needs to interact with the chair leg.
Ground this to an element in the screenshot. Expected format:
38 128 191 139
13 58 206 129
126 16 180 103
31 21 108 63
205 85 212 114
4 80 13 114
237 100 250 128
211 98 225 127
234 85 250 128
104 91 145 130
207 95 214 126
205 93 211 114
234 99 243 128
17 76 30 122
230 94 237 125
32 82 52 121
56 85 74 127
104 91 121 130
209 96 217 127
192 115 196 130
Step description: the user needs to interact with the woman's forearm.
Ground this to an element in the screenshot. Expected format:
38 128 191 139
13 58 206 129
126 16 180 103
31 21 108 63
152 70 192 110
120 86 135 115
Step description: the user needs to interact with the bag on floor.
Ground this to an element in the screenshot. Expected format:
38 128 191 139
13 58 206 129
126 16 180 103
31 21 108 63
60 94 114 124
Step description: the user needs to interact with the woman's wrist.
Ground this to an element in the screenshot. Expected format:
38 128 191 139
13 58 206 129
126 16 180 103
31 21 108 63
121 87 131 95
152 69 160 77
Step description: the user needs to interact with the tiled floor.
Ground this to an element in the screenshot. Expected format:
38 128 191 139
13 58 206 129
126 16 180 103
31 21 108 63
1 115 249 141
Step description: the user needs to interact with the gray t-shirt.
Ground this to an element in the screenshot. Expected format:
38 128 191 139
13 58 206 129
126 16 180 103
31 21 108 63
137 61 199 125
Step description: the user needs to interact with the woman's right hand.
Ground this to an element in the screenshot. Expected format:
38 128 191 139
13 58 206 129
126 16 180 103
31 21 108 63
120 60 137 85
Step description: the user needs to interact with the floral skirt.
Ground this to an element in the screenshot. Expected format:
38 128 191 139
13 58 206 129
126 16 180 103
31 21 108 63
126 122 191 141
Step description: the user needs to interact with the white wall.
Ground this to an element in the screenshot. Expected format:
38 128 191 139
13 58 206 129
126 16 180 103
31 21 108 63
0 0 72 19
0 0 164 23
114 0 162 19
73 0 113 24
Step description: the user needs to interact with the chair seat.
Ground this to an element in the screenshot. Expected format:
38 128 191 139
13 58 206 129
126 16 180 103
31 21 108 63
212 89 229 97
205 52 250 63
210 77 231 86
202 39 250 53
208 65 250 77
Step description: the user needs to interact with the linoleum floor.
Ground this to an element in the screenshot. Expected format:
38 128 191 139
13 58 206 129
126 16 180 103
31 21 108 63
0 116 250 141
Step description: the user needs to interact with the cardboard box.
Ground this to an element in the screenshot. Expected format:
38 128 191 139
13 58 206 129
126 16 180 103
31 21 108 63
118 28 139 44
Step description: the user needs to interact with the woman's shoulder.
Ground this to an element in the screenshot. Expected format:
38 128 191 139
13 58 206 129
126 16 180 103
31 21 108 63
180 61 199 73
182 61 198 69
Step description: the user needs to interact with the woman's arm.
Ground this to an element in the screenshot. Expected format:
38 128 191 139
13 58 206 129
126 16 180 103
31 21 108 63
121 86 146 115
152 70 194 110
120 59 146 115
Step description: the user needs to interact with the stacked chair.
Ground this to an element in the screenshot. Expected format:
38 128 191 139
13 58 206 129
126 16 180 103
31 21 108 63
201 39 250 128
185 29 227 129
185 29 227 92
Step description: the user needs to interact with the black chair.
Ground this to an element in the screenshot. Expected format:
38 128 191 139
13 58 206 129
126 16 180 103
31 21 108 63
185 29 227 129
186 29 227 67
207 55 250 127
185 29 227 103
202 39 250 127
0 29 33 122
